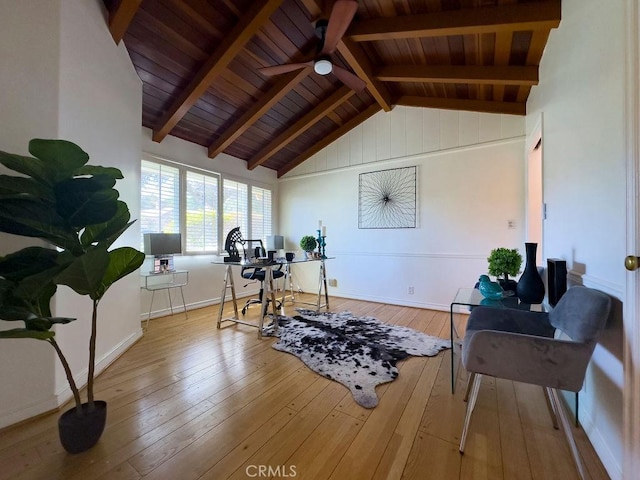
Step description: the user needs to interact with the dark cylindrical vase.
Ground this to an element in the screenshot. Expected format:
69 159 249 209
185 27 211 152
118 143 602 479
58 401 107 454
516 242 545 304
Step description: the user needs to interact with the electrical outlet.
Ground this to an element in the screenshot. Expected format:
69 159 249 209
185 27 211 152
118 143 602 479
328 278 338 287
408 286 414 295
507 219 516 229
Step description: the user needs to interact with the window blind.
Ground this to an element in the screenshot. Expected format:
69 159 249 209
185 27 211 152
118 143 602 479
140 161 180 247
185 170 219 253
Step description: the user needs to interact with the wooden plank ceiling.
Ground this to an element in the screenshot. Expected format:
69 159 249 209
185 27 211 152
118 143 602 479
102 0 561 177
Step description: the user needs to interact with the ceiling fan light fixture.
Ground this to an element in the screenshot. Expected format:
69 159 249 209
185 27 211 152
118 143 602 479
314 58 333 75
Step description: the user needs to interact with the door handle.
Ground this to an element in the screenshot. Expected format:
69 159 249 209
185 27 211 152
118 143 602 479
625 255 640 271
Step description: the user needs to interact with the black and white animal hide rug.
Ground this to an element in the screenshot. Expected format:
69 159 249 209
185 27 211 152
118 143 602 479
265 309 450 408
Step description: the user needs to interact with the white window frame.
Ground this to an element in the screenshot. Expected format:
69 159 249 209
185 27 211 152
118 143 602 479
140 154 273 255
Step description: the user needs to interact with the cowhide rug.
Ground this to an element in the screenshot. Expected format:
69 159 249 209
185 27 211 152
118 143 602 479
264 309 450 408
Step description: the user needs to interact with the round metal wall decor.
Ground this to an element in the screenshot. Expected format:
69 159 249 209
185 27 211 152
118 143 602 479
358 166 416 229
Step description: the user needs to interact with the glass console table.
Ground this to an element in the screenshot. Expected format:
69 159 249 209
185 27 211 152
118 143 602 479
141 270 188 328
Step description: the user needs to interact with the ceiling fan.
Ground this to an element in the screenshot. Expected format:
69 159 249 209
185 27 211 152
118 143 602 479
259 0 366 92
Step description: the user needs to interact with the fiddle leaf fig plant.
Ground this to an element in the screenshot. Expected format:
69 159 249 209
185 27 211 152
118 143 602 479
487 247 523 281
0 139 145 414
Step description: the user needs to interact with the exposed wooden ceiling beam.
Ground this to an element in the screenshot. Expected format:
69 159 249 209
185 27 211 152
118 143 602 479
152 0 283 143
396 96 526 116
376 65 539 86
338 38 394 112
347 1 561 42
278 104 381 178
248 86 355 170
208 68 310 158
108 0 142 45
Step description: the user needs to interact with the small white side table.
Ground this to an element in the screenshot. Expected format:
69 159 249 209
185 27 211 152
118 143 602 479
141 270 188 328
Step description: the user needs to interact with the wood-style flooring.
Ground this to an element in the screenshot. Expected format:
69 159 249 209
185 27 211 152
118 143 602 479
0 294 610 479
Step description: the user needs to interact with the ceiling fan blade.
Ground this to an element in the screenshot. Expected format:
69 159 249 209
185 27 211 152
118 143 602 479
332 65 367 92
259 62 313 76
321 0 358 55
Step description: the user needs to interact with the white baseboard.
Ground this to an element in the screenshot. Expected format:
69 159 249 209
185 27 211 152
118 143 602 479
578 399 622 480
0 330 142 429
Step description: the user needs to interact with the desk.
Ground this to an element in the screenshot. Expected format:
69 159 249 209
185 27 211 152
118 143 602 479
141 270 188 328
450 288 544 393
213 257 332 338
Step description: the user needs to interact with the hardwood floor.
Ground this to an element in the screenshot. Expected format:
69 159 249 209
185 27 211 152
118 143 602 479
0 294 610 479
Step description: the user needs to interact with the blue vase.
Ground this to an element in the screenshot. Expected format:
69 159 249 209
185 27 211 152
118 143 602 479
516 243 545 303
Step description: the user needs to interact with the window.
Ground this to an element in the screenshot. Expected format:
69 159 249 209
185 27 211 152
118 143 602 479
141 157 272 254
222 179 248 243
251 186 272 241
140 161 180 235
185 170 218 252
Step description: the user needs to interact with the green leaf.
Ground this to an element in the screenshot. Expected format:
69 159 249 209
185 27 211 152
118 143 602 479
28 139 89 179
81 201 131 247
0 328 54 340
24 316 75 331
93 247 145 300
53 178 119 227
0 175 54 201
0 151 50 185
0 197 77 248
76 165 123 180
0 247 60 282
55 246 110 296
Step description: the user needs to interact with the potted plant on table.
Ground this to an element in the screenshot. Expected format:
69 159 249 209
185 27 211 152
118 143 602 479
0 139 145 453
487 247 523 294
299 235 318 259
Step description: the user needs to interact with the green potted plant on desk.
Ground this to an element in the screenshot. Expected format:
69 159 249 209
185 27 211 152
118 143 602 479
487 247 523 294
0 139 145 453
299 235 318 259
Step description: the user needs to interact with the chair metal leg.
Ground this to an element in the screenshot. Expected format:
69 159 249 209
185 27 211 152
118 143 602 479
463 372 476 402
459 373 482 453
543 386 559 429
548 387 586 480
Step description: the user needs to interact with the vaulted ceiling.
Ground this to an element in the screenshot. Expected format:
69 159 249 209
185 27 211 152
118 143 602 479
102 0 560 177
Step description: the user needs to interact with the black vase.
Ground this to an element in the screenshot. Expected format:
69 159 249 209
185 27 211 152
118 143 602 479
58 400 107 454
516 242 545 304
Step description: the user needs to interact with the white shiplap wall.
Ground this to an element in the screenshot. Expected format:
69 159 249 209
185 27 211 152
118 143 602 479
286 107 525 177
279 106 527 310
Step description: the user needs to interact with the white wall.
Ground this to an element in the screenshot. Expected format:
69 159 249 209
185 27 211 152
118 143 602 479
280 106 527 309
139 128 279 318
0 0 143 427
526 0 625 477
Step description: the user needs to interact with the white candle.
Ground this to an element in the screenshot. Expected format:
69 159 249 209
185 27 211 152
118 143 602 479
318 220 322 229
322 226 326 236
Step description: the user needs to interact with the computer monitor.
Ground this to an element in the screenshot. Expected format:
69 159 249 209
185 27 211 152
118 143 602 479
144 233 182 273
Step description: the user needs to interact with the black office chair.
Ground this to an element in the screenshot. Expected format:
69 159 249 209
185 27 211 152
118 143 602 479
224 228 284 316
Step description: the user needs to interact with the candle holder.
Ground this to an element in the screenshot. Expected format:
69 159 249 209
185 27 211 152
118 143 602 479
316 230 327 259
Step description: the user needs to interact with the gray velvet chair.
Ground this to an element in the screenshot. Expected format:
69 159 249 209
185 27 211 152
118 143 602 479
459 285 611 479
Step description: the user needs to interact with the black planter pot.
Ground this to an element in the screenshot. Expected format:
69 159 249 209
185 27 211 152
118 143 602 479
516 242 545 304
499 278 518 295
58 400 107 454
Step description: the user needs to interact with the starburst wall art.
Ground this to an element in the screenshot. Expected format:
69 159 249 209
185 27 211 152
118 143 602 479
358 166 417 229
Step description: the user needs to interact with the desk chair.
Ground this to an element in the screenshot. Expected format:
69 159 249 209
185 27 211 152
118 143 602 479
459 286 611 480
239 239 284 316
